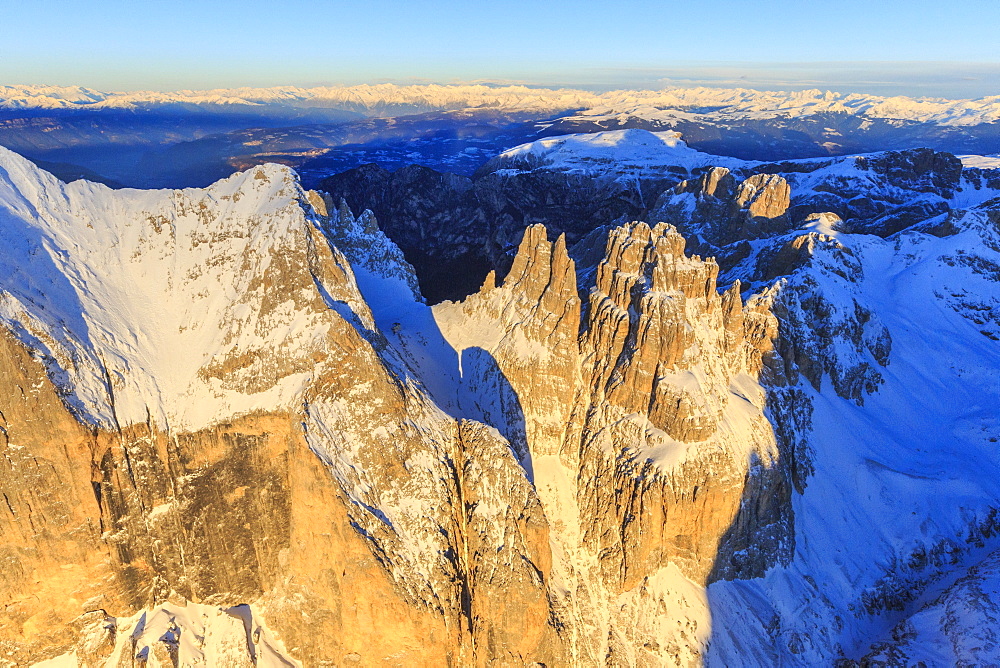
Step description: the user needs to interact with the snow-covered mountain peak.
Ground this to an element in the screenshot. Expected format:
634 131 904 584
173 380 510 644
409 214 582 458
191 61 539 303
512 128 684 153
486 129 751 178
0 84 106 109
0 148 362 432
3 119 1000 664
5 83 1000 126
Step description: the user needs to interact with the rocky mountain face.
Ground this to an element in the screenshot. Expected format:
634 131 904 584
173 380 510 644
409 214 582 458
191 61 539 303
322 130 997 303
0 132 999 667
0 148 560 666
319 161 660 302
434 220 784 665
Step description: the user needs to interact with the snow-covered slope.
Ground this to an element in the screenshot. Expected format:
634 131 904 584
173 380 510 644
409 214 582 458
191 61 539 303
488 129 753 178
33 602 298 667
706 208 1000 664
4 83 1000 126
861 548 1000 664
961 154 1000 169
0 145 350 431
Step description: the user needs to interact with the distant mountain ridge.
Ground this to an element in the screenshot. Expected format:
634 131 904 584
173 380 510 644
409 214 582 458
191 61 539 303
4 83 1000 125
5 83 1000 191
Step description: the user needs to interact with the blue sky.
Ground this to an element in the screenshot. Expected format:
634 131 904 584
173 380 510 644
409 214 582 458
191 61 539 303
3 0 999 97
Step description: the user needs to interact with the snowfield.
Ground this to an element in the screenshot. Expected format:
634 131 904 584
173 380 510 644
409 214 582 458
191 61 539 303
492 129 753 177
0 146 335 431
709 211 1000 664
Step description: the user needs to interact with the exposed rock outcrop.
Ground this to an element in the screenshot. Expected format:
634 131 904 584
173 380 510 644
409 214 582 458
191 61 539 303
435 221 787 664
4 141 1000 667
0 149 568 666
320 144 984 303
321 162 656 302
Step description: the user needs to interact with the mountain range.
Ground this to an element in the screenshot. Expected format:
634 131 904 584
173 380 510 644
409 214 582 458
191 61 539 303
5 84 1000 126
0 93 999 667
3 84 1000 192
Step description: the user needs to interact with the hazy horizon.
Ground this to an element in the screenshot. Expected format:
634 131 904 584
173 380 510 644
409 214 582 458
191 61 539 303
5 62 1000 101
4 0 999 99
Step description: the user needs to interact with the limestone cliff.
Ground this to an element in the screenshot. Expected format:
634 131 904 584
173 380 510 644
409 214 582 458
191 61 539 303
0 142 787 663
0 148 565 667
434 220 783 665
3 140 1000 668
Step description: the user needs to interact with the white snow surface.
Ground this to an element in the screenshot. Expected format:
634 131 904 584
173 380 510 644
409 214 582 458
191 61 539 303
863 548 1000 664
708 211 1000 664
494 129 752 178
960 154 1000 169
4 84 1000 125
0 146 335 431
319 203 463 414
32 601 299 667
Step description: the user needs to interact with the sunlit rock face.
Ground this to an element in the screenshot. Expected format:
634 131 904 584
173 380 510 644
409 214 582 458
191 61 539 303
0 148 565 667
0 141 786 666
2 140 1000 667
434 220 786 665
